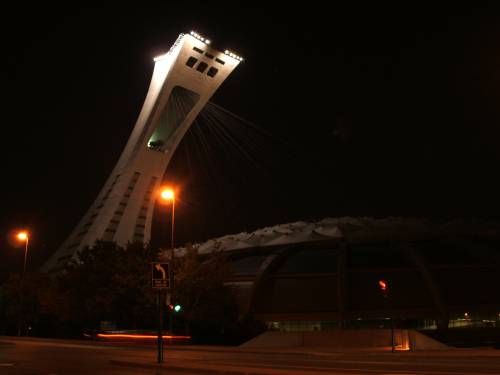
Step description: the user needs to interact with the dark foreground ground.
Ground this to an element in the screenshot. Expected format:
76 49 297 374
1 336 500 374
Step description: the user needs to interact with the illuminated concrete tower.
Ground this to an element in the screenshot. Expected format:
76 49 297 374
43 32 243 271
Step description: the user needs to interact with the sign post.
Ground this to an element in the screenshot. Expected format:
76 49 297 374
152 262 170 364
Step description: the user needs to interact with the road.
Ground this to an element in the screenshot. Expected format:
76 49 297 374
1 336 500 374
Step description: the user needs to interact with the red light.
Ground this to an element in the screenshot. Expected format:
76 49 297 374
96 333 190 340
379 280 387 291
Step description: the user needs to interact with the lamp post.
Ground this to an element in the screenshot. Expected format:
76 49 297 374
159 187 176 355
16 230 29 336
17 231 29 274
160 188 175 252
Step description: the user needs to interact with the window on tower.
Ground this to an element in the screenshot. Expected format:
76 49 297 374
196 61 208 73
186 56 198 67
207 67 218 77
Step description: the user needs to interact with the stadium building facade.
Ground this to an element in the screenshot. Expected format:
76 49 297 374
174 217 500 332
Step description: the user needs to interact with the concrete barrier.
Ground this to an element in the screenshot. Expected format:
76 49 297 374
409 330 449 350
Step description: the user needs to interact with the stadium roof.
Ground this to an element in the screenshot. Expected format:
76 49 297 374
174 217 500 255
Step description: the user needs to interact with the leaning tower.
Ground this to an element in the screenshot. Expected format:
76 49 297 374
43 32 242 271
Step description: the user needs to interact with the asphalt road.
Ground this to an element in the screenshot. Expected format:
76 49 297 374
1 336 500 374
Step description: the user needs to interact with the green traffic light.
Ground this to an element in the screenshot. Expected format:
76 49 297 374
174 304 181 312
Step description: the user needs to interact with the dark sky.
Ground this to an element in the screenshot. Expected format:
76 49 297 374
1 3 500 278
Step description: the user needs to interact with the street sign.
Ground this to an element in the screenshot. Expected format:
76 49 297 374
152 262 170 289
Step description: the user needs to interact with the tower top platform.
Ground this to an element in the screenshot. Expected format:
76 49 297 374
153 31 244 64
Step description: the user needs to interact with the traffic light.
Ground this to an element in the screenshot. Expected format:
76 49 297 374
378 279 389 298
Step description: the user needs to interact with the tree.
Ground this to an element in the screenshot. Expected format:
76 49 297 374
55 241 158 332
0 272 54 336
0 240 251 343
171 244 240 343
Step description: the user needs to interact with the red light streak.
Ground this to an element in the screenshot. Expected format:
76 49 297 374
97 333 190 340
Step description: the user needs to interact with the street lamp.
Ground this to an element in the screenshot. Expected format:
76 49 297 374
16 230 29 336
16 231 29 274
159 188 175 251
159 187 177 351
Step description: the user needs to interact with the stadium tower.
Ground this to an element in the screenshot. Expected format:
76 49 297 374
43 32 242 271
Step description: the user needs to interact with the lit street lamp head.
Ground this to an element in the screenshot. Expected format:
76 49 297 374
17 231 28 241
15 230 30 275
160 188 175 202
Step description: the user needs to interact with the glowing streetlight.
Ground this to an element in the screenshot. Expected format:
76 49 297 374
15 230 30 337
158 187 177 348
159 188 175 251
17 232 28 241
16 231 30 274
161 189 174 202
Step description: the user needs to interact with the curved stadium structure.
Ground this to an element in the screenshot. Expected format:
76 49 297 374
170 217 500 332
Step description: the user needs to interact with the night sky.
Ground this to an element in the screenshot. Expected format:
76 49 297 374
1 3 500 279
